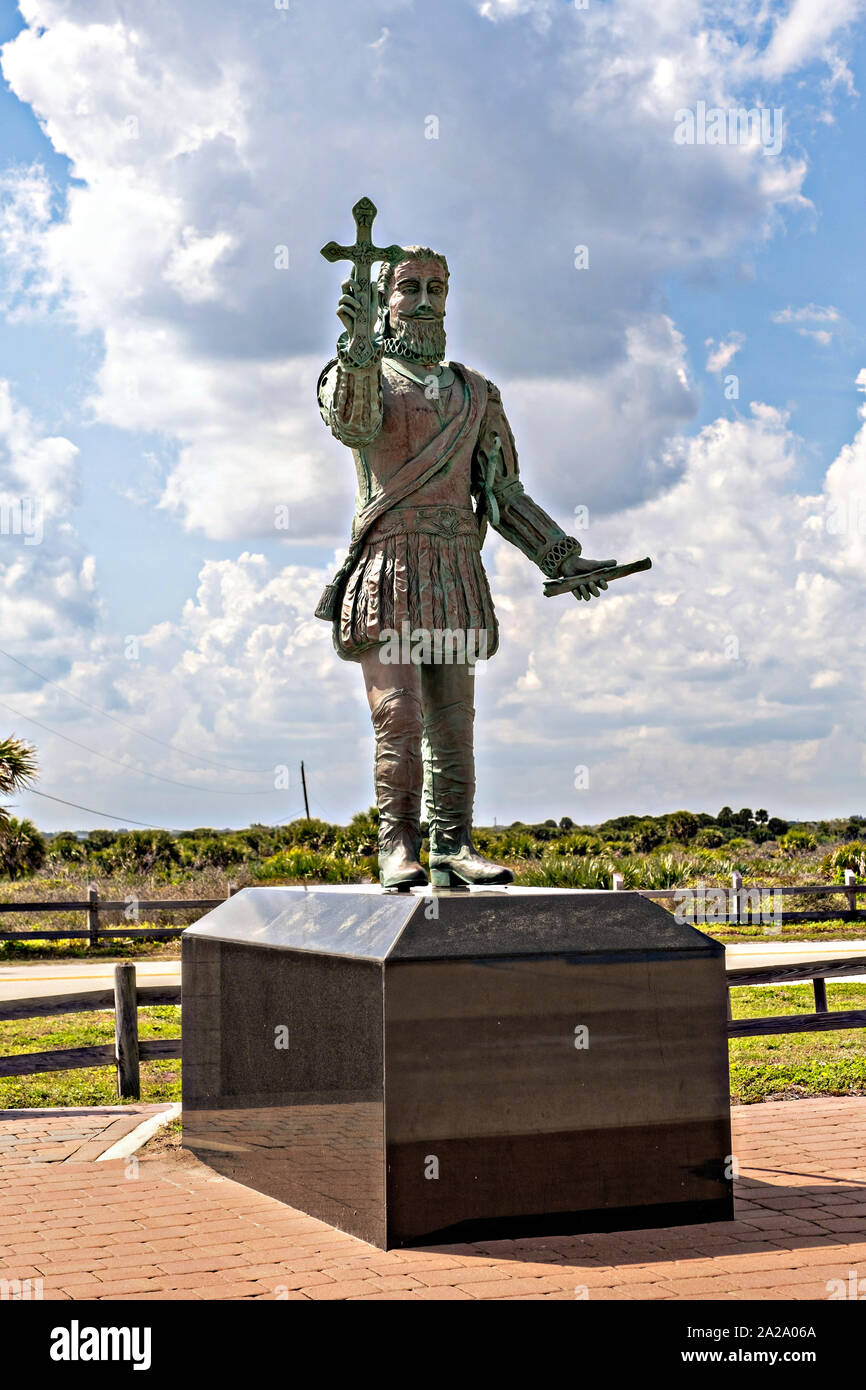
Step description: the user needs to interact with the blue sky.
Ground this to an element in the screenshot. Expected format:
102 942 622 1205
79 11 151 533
1 0 865 831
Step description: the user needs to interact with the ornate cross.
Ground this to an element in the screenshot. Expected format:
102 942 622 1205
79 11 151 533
320 196 406 367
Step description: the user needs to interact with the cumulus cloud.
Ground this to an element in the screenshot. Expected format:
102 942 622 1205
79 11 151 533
761 0 864 81
0 380 97 651
1 0 865 826
10 385 866 829
1 0 857 546
771 303 843 346
705 332 745 375
473 391 866 820
498 315 695 517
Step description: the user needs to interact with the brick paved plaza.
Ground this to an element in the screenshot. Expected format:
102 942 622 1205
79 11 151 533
0 1096 864 1301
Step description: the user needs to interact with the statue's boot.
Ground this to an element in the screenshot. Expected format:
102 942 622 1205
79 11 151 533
371 688 427 889
424 697 513 888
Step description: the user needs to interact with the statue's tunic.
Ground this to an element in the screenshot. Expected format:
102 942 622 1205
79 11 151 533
317 354 579 663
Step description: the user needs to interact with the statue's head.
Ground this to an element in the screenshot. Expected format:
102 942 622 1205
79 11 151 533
377 246 449 363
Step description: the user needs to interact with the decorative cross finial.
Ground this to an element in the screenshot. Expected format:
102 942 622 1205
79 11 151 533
321 197 406 367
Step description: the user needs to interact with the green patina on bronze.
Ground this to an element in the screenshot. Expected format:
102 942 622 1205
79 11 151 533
317 197 652 891
320 197 406 369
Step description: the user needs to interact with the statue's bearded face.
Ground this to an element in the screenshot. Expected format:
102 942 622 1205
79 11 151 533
387 258 448 362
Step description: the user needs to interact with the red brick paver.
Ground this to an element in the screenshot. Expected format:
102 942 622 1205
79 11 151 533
0 1105 173 1164
0 1097 864 1300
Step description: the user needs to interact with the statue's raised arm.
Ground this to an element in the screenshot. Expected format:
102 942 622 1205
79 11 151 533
318 197 405 448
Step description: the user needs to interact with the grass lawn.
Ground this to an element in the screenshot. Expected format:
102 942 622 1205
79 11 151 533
0 1006 181 1108
730 982 866 1103
714 918 866 944
0 937 181 962
1 988 864 1109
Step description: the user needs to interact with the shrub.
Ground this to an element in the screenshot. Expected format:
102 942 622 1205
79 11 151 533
779 828 817 855
517 854 619 890
0 817 47 880
256 848 363 883
49 832 85 863
695 827 725 848
822 843 866 880
634 853 689 889
556 833 599 857
666 810 698 844
632 819 664 852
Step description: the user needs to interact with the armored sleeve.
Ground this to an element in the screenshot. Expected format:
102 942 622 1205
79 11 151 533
474 381 582 578
317 343 384 448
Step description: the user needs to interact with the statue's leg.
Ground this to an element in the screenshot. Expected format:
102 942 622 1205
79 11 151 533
360 648 427 889
421 662 513 888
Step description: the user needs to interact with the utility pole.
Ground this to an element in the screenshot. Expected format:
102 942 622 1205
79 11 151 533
300 760 311 820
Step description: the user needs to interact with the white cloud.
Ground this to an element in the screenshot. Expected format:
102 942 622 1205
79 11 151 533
164 228 236 305
762 0 864 81
1 0 865 826
88 327 349 543
0 164 56 318
1 0 857 545
498 315 695 516
705 331 745 374
772 303 843 345
11 387 866 829
472 392 866 820
0 380 97 654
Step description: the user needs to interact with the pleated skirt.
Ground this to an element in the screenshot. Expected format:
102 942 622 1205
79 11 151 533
338 530 499 661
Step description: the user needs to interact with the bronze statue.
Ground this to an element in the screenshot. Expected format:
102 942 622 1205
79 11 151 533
318 198 649 890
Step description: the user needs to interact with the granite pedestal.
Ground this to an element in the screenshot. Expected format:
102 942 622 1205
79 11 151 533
182 886 733 1249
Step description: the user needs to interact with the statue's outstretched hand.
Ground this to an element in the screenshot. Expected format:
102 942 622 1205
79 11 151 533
558 552 617 601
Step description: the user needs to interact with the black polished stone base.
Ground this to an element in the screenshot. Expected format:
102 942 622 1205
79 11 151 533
182 887 733 1249
389 1197 735 1249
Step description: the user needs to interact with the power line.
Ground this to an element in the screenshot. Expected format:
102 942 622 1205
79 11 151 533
0 698 278 796
24 788 169 829
0 645 272 776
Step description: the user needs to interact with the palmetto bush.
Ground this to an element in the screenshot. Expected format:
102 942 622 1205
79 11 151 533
475 829 537 860
632 852 689 889
0 817 46 880
0 737 41 880
822 842 866 880
779 827 818 855
516 854 621 889
556 833 601 857
255 847 367 884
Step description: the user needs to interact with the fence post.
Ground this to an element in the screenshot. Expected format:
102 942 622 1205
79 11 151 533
730 871 742 927
844 868 857 918
611 872 625 892
114 962 140 1100
87 884 100 948
813 977 828 1013
227 882 239 899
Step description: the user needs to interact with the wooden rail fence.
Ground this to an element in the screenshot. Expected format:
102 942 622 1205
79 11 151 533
0 872 863 944
1 951 865 1097
0 963 181 1099
0 882 239 945
614 868 866 928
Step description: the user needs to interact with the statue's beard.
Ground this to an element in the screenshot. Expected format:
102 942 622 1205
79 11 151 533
390 313 447 362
